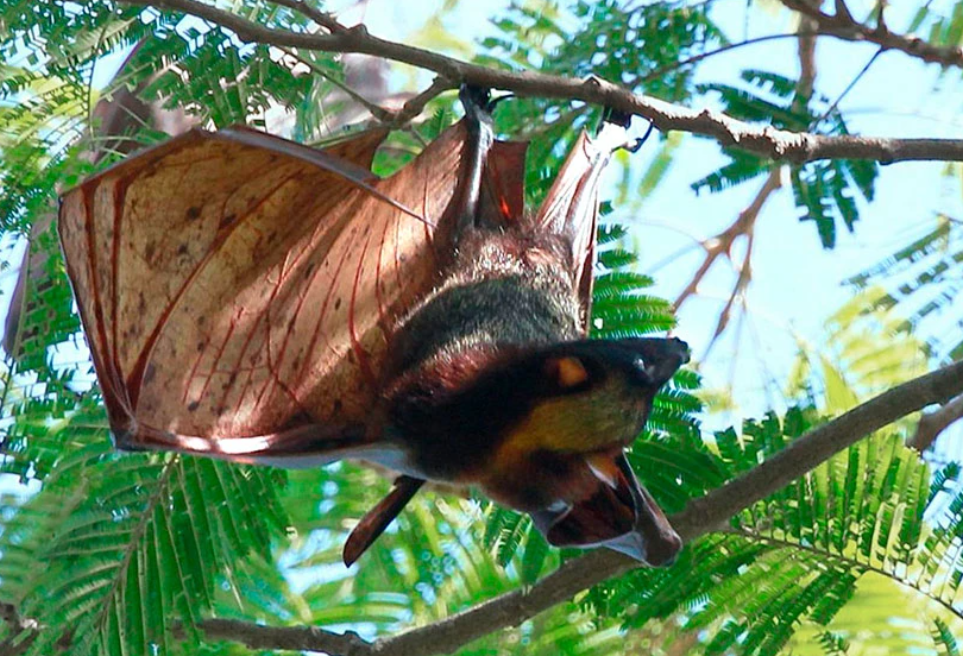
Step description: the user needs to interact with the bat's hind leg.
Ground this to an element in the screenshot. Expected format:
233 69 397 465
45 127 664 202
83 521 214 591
452 84 496 245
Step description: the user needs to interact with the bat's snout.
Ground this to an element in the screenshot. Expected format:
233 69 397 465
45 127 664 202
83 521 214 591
632 337 690 386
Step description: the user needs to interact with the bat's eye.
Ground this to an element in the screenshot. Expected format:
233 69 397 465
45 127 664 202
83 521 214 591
545 356 590 391
628 356 662 387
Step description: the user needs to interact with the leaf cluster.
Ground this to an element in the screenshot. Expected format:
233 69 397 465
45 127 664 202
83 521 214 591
694 70 878 249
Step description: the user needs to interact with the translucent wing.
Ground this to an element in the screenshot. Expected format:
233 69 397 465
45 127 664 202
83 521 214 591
59 124 469 462
532 122 627 330
59 116 618 466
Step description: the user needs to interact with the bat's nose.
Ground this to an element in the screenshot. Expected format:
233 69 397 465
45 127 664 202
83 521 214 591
670 337 691 365
625 337 690 386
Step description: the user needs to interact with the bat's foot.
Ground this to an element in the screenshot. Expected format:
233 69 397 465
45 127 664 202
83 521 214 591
458 84 495 130
601 105 632 129
459 85 517 126
453 84 497 239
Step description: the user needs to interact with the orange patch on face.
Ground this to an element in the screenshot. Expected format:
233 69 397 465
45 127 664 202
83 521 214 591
554 356 589 389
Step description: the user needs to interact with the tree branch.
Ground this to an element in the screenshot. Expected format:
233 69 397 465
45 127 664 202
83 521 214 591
195 359 963 656
0 602 39 656
672 168 779 313
267 0 346 33
678 15 813 352
779 0 963 69
114 0 963 165
909 391 963 452
197 619 370 655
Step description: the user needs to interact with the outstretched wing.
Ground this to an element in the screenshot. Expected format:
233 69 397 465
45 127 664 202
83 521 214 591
59 111 620 468
59 124 470 463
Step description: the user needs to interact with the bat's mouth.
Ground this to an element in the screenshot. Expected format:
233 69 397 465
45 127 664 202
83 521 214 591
530 450 682 567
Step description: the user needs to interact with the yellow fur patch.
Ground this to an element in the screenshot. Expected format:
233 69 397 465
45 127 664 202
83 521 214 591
501 398 590 453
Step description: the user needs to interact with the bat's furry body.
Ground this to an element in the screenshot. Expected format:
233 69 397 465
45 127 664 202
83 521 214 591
59 86 688 567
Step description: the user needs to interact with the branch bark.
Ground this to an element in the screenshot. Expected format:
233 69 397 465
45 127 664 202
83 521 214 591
910 391 963 452
194 359 963 656
113 0 963 165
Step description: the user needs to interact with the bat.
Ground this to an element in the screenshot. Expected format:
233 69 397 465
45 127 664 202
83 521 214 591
58 85 688 567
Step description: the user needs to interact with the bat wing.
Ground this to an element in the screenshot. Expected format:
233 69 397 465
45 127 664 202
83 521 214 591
59 123 472 465
530 122 627 330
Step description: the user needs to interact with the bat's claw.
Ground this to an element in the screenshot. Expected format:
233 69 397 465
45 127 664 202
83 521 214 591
598 108 656 154
459 84 495 125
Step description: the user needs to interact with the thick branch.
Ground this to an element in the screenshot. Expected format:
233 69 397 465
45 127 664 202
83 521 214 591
780 0 963 69
197 360 963 656
115 0 963 165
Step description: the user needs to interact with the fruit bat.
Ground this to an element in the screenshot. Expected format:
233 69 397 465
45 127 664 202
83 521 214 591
58 86 689 568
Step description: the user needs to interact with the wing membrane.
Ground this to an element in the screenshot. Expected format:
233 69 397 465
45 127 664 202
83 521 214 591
60 118 614 463
533 124 625 328
60 125 468 458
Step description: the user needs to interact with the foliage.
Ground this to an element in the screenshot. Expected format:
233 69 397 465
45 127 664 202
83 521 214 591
847 215 963 362
694 69 878 249
0 1 961 656
787 286 931 414
588 410 963 656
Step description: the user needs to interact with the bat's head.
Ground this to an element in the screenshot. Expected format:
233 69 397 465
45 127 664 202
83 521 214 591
506 337 690 453
478 337 689 566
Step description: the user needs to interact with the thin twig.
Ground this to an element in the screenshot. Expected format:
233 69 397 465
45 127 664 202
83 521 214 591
277 46 394 122
779 0 963 69
391 76 456 126
679 19 814 347
267 0 345 33
639 32 817 85
814 48 883 126
673 168 782 312
910 392 963 452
